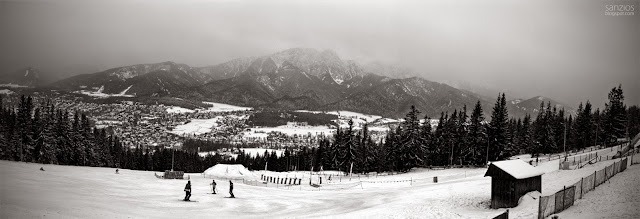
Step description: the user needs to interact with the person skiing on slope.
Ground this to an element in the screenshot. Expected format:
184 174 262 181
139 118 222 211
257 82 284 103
184 181 192 201
229 180 235 198
210 179 217 194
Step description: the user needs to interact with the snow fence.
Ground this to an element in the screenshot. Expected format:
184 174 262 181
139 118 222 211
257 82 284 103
538 157 630 219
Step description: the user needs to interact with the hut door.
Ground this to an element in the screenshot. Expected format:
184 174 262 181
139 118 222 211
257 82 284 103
509 182 515 203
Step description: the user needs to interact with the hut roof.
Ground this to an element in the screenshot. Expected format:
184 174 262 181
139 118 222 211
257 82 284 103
484 160 544 179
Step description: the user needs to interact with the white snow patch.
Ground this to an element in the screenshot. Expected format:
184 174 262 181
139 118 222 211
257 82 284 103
203 164 257 179
201 102 252 112
488 160 544 179
170 117 222 136
245 125 334 137
0 83 28 88
556 165 640 219
75 85 135 98
0 89 14 95
2 158 628 219
166 106 195 114
118 85 133 96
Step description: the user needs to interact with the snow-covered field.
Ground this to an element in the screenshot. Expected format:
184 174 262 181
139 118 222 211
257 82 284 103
0 156 631 218
170 117 222 136
243 125 335 137
0 83 29 88
0 89 14 94
74 85 135 98
294 110 391 127
166 106 195 114
202 101 252 112
556 164 640 219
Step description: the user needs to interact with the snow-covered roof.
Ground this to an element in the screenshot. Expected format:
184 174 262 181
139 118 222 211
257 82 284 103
203 164 257 179
485 160 543 179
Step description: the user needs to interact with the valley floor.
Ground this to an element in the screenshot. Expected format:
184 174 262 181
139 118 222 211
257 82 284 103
0 154 631 219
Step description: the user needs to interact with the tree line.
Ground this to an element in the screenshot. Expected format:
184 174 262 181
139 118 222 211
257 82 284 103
0 95 223 172
1 85 637 173
230 85 638 173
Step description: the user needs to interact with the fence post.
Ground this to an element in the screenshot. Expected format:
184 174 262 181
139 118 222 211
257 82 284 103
562 186 566 211
580 177 583 199
594 171 597 187
538 196 542 219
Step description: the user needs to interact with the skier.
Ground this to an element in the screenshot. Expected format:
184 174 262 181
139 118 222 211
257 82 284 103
184 181 192 201
116 169 119 174
229 180 235 198
40 167 45 171
210 179 217 194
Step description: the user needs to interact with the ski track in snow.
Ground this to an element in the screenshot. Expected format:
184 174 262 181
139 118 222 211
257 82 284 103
0 156 630 219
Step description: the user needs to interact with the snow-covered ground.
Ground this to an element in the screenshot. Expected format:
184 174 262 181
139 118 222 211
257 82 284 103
556 164 640 219
294 110 391 127
201 101 252 112
0 156 631 218
170 117 222 136
74 85 135 98
203 164 257 179
243 125 335 137
0 89 14 94
166 106 195 114
0 83 28 88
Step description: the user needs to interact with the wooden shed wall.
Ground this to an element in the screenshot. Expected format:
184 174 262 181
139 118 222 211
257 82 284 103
490 175 541 208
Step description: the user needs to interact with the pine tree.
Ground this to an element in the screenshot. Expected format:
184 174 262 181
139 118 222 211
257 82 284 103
521 114 534 155
603 85 626 143
628 106 640 138
574 101 593 149
543 102 557 153
420 115 433 166
340 120 357 173
398 105 425 172
488 93 509 161
456 106 470 165
468 101 486 165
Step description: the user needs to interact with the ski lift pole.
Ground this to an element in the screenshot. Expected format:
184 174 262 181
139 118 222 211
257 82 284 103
171 145 175 172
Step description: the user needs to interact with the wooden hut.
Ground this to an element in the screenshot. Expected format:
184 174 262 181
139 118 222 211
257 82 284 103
484 160 543 208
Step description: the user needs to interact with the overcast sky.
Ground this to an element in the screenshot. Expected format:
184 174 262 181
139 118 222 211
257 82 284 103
1 0 638 107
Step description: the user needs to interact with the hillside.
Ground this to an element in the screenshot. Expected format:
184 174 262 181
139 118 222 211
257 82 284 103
44 48 573 119
50 62 212 97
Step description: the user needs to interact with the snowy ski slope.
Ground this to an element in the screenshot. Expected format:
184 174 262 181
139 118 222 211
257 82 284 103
0 156 625 219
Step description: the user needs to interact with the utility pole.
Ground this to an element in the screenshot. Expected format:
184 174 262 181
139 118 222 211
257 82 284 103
486 136 490 166
594 123 599 148
564 122 567 158
171 145 175 172
450 142 454 167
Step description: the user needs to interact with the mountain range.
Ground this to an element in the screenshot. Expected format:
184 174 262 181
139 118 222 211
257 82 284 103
5 48 573 118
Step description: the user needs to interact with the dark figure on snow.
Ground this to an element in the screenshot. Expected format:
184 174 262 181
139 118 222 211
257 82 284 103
184 181 192 201
210 180 217 194
116 169 119 174
229 180 235 198
40 167 44 171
